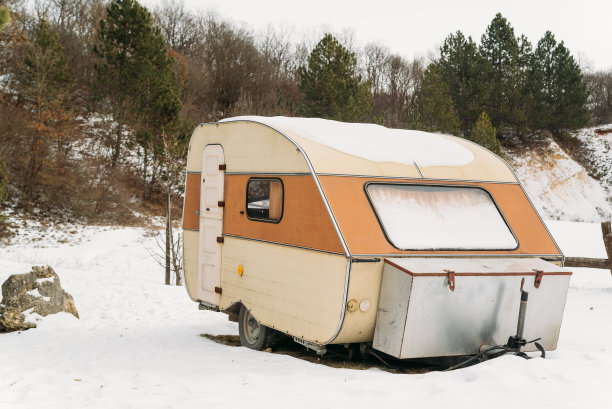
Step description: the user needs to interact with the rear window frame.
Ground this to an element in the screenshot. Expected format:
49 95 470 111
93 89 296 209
245 177 285 224
363 182 519 251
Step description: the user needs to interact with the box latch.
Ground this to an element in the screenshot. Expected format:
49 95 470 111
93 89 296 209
443 269 456 291
533 269 544 288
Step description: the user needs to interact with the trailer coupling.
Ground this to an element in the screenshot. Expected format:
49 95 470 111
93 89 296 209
446 278 546 371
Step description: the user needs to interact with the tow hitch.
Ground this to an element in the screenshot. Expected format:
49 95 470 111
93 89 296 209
446 278 546 371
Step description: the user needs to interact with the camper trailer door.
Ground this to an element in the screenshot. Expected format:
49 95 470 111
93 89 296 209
198 144 225 306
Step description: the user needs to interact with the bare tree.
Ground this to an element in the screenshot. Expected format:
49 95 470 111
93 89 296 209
364 43 389 95
152 0 201 56
257 23 295 80
149 227 183 286
585 70 612 125
151 123 188 286
362 42 424 127
385 55 424 127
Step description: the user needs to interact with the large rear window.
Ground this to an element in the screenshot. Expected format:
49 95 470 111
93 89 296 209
366 184 517 250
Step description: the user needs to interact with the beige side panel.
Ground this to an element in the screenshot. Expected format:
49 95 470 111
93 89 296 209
420 136 516 182
186 122 309 174
333 261 384 344
219 237 347 344
183 229 199 301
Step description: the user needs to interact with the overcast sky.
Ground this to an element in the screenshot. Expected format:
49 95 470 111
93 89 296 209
145 0 612 71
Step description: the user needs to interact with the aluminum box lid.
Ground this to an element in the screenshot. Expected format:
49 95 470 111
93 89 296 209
384 257 571 276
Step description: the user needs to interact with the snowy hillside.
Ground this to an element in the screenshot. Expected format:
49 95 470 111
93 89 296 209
0 222 610 409
574 125 612 189
506 125 612 222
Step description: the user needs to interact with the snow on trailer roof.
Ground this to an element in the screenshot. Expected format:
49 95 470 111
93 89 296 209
220 116 518 182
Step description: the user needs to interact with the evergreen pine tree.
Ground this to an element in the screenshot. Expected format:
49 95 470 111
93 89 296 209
438 31 488 133
0 6 9 30
94 0 174 168
298 34 372 121
511 34 534 135
18 19 74 204
551 42 589 130
20 19 73 107
530 31 557 130
96 0 183 285
412 63 460 134
531 31 588 132
469 112 502 155
131 5 182 199
479 13 520 131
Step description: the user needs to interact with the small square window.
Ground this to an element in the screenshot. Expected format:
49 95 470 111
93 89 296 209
246 179 283 222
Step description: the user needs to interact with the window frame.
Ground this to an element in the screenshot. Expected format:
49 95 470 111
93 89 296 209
363 182 519 251
245 177 285 224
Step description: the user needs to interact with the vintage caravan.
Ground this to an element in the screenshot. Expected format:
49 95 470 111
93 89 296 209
182 116 571 359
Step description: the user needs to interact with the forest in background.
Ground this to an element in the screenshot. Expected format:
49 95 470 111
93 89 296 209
1 0 611 229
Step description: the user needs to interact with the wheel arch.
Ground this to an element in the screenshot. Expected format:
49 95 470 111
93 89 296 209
222 301 242 323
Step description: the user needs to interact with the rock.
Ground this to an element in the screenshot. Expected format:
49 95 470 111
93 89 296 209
0 308 35 332
0 266 79 332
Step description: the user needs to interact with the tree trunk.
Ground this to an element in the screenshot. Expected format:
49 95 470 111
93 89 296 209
165 189 171 285
601 221 612 268
142 145 148 200
111 123 123 168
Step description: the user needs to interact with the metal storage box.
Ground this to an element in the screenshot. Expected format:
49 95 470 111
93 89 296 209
373 258 572 359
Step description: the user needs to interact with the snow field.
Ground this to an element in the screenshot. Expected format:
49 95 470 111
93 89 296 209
0 222 610 409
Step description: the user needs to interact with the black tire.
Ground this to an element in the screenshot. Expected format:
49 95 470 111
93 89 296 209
238 304 279 350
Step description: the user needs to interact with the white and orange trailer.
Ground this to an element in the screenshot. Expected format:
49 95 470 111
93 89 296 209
182 116 571 358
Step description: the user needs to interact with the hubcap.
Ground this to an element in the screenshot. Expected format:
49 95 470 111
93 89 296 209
242 309 261 345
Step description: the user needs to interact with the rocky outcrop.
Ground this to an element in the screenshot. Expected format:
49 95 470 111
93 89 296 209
0 266 78 332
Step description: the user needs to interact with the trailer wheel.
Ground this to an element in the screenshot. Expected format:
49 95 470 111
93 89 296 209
238 304 278 350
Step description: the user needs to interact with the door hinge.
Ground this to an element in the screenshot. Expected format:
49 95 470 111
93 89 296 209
195 210 200 216
218 164 227 171
444 269 456 291
216 236 224 243
217 200 225 207
214 286 222 295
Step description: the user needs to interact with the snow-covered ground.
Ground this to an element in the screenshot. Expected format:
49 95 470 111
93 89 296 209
0 222 610 409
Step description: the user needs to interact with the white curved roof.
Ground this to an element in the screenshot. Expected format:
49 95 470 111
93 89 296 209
219 116 517 182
